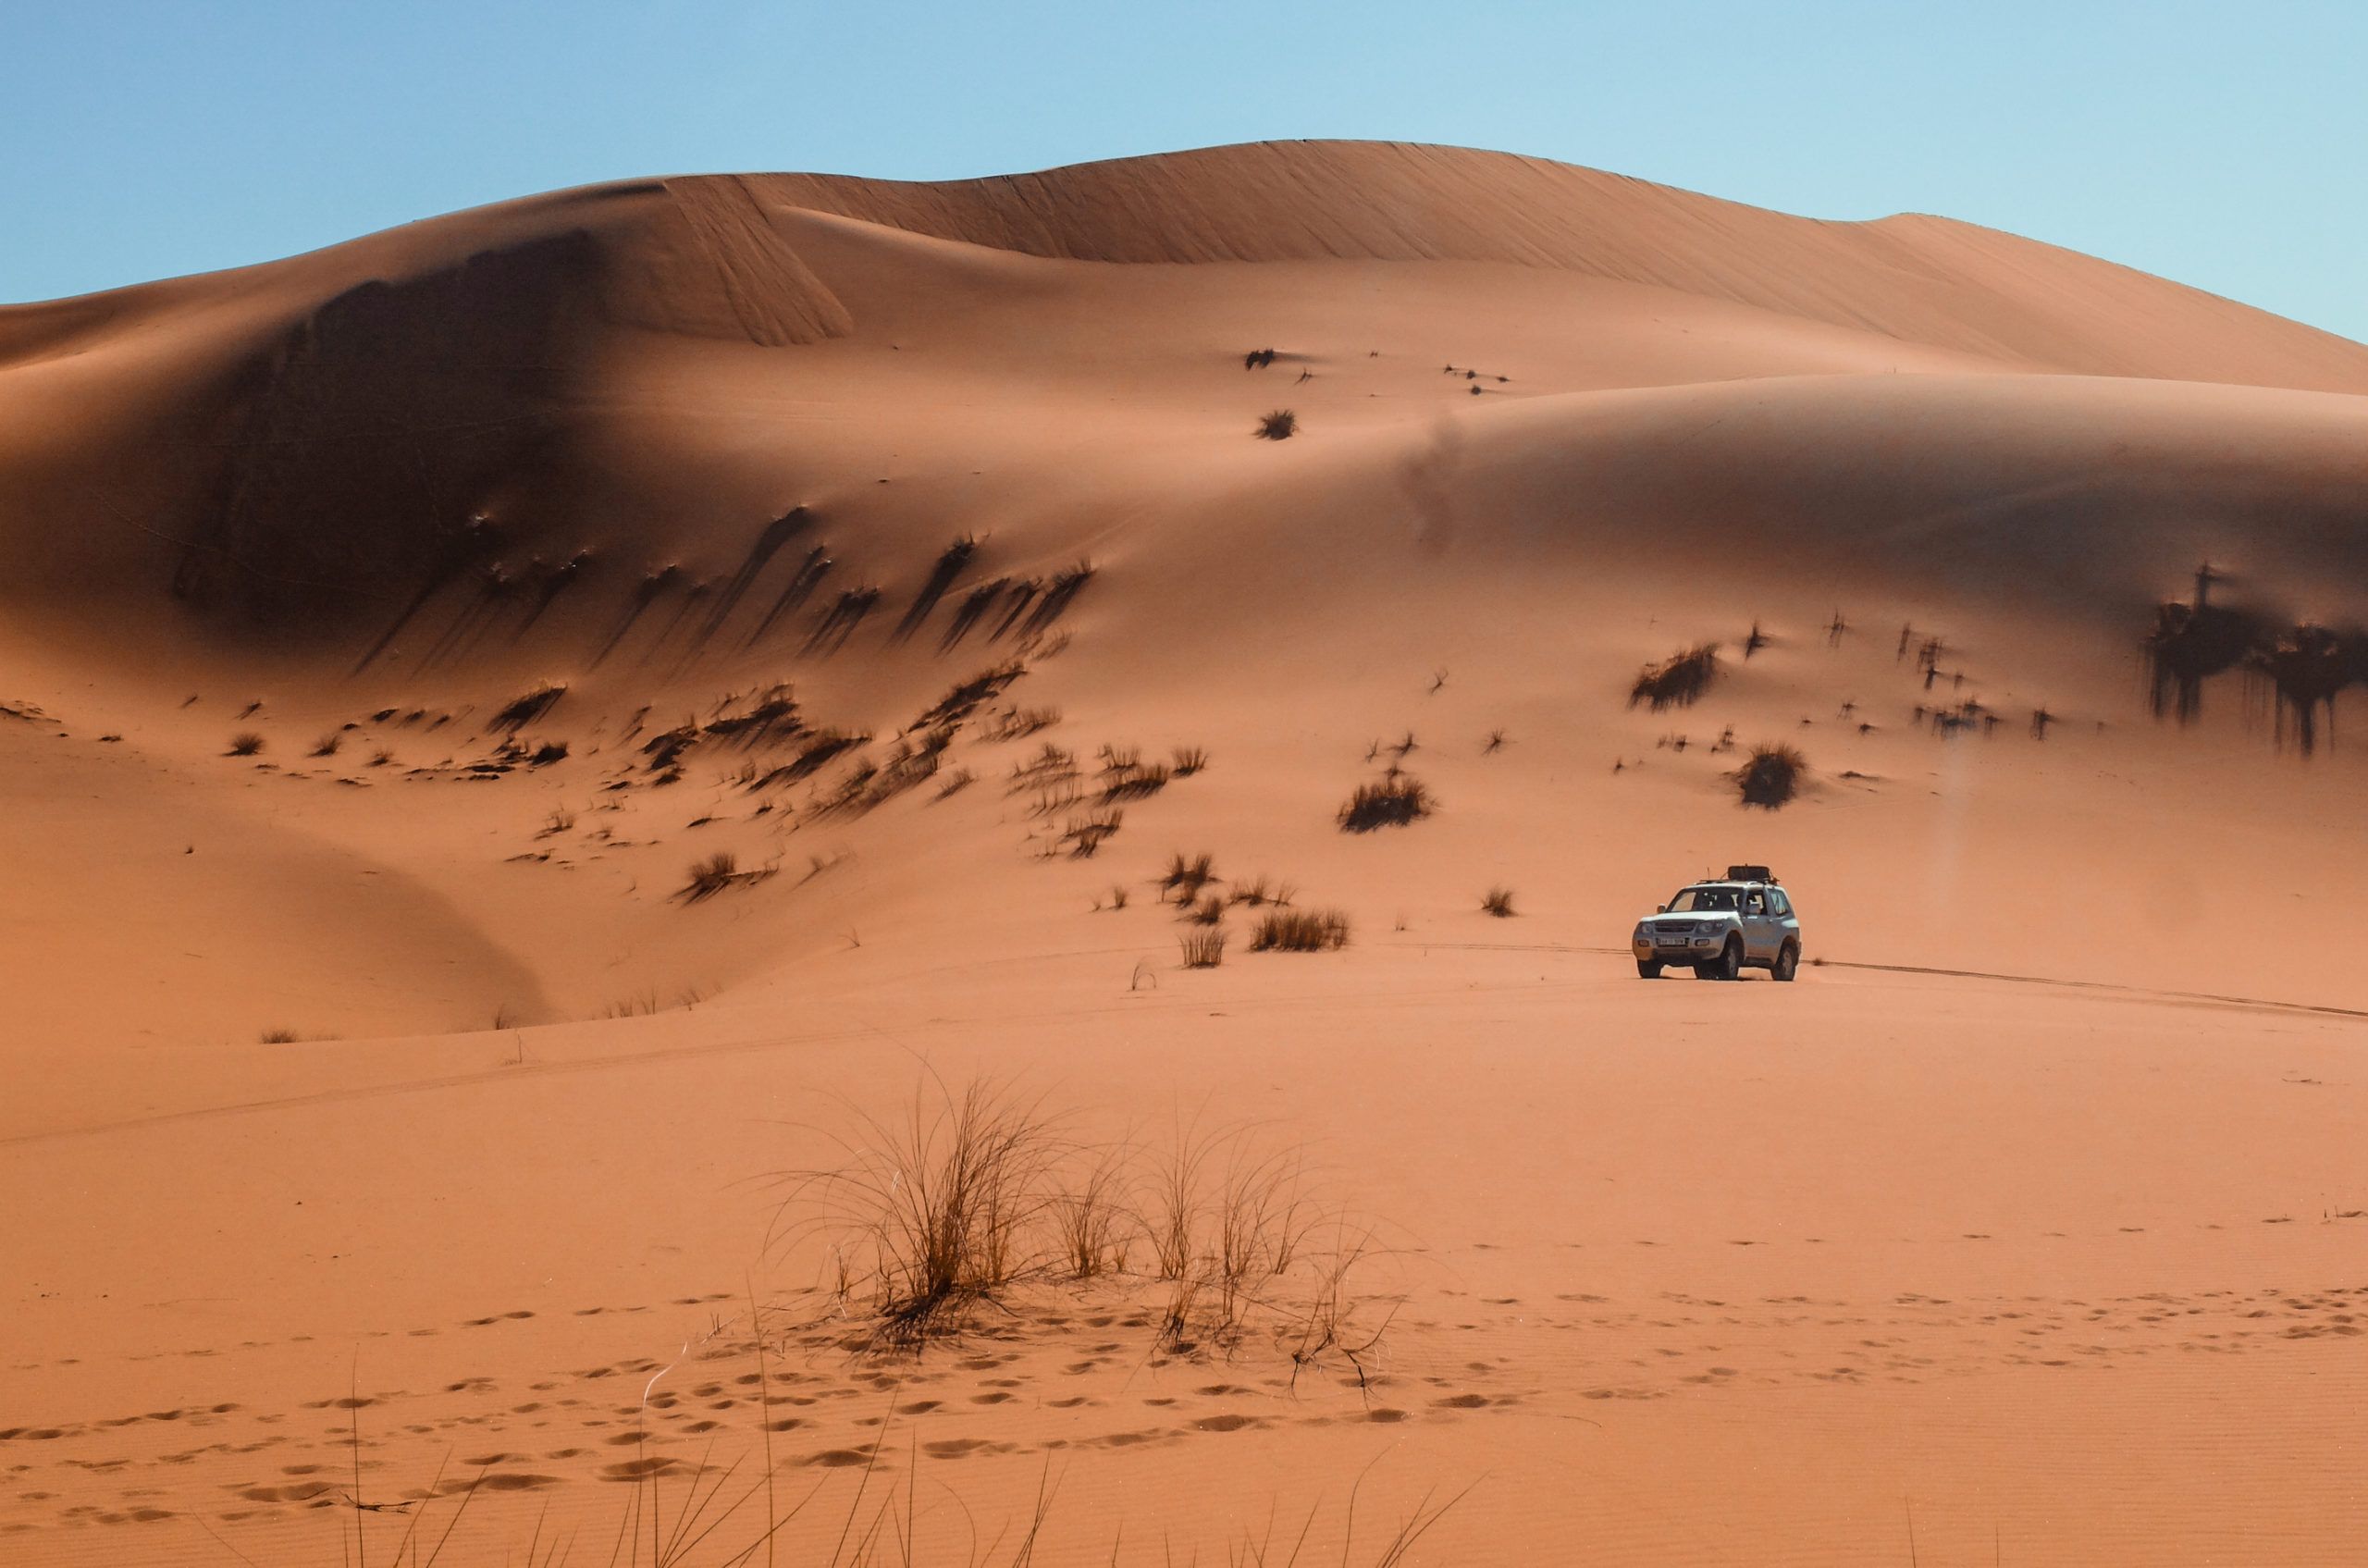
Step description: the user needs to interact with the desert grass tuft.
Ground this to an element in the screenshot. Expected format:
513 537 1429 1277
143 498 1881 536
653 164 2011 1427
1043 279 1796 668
1161 850 1219 904
1179 929 1228 969
1255 408 1298 440
1629 643 1720 710
1170 745 1210 776
680 850 773 902
1737 742 1807 809
1480 886 1516 918
226 731 265 757
310 732 343 758
765 1075 1063 1345
1250 907 1350 952
1338 773 1432 832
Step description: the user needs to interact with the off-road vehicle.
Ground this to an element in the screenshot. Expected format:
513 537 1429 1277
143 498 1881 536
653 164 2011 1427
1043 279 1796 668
1632 864 1801 981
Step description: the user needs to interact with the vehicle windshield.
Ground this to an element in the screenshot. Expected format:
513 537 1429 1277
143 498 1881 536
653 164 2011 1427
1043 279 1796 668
1666 885 1743 913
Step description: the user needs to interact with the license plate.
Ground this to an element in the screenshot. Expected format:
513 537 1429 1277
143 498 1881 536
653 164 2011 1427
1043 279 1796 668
1657 934 1688 946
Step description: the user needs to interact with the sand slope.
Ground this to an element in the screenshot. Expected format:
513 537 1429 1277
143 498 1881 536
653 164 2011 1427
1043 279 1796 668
4 141 2367 1563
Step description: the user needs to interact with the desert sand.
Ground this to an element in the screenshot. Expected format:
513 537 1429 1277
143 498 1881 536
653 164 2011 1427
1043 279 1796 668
4 140 2366 1564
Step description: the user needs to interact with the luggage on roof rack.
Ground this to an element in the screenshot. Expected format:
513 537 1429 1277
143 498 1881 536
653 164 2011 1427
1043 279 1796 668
1726 864 1775 883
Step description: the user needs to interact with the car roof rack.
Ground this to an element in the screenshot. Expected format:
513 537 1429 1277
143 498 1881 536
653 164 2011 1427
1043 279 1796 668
1725 864 1775 883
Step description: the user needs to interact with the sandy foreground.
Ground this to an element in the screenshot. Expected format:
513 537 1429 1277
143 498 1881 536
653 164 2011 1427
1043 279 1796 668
4 142 2366 1563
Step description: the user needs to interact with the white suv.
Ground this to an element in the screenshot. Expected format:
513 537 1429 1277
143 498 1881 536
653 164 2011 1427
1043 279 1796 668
1633 866 1801 982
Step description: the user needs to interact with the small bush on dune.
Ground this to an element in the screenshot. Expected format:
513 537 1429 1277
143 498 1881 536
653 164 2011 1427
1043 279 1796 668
257 1027 299 1043
1481 887 1516 918
680 850 772 901
766 1077 1062 1344
1251 907 1350 952
489 681 566 734
1338 772 1432 832
1171 745 1210 776
1630 643 1720 711
1162 850 1219 904
309 733 342 758
226 731 265 757
1179 928 1228 969
1738 742 1807 809
1255 409 1299 440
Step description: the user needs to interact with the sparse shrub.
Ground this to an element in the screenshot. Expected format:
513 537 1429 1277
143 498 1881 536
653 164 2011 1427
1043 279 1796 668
1481 886 1516 918
1228 875 1292 907
1631 644 1720 710
1053 1147 1133 1278
680 850 771 901
1171 745 1209 775
764 1077 1061 1344
1255 409 1298 440
981 705 1061 741
309 733 341 758
933 767 977 800
1338 773 1432 832
540 806 576 836
1251 907 1350 952
1183 893 1227 926
525 740 568 766
490 682 565 733
1483 728 1508 754
1738 743 1807 809
226 731 265 757
367 747 394 767
1179 928 1228 969
1108 885 1129 910
1162 851 1219 903
1061 808 1123 857
257 1027 299 1043
1099 760 1171 803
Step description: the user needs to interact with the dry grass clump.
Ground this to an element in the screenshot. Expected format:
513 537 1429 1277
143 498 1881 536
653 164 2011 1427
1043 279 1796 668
367 747 395 767
680 850 774 901
980 705 1061 741
1170 745 1210 776
1227 875 1294 908
1338 772 1433 832
1060 807 1123 858
1255 408 1299 440
1480 886 1516 918
489 681 566 733
1181 893 1227 926
309 732 343 758
1737 742 1807 808
1250 907 1350 952
1629 643 1720 710
768 1077 1064 1345
1161 850 1220 904
257 1027 300 1043
226 731 265 757
1179 928 1228 969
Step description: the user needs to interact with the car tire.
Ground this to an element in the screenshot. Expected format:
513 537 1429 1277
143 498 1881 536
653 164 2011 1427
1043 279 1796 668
1636 958 1664 980
1710 939 1742 982
1772 942 1799 982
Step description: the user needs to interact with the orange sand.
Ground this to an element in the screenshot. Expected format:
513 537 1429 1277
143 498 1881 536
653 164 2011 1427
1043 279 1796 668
4 142 2366 1564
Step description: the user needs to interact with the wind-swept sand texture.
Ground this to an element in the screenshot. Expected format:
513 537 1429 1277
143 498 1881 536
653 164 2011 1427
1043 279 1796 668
4 142 2367 1563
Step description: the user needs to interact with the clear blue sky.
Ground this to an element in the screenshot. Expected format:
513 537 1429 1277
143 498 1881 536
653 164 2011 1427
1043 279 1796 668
6 1 2362 341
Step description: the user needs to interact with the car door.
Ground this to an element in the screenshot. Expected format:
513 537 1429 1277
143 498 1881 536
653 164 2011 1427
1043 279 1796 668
1766 888 1798 956
1742 890 1774 961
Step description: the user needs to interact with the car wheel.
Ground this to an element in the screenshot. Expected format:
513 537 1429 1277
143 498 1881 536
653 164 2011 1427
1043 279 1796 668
1772 942 1799 982
1636 958 1664 980
1713 939 1742 981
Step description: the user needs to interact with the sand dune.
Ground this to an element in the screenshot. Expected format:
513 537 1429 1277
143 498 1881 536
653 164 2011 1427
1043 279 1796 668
5 141 2366 1563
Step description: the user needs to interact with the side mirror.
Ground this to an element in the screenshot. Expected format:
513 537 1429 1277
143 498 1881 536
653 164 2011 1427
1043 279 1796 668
1656 904 1668 913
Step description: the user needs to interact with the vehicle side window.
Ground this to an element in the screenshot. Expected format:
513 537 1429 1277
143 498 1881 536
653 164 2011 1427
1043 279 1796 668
1745 892 1765 916
1770 890 1792 917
